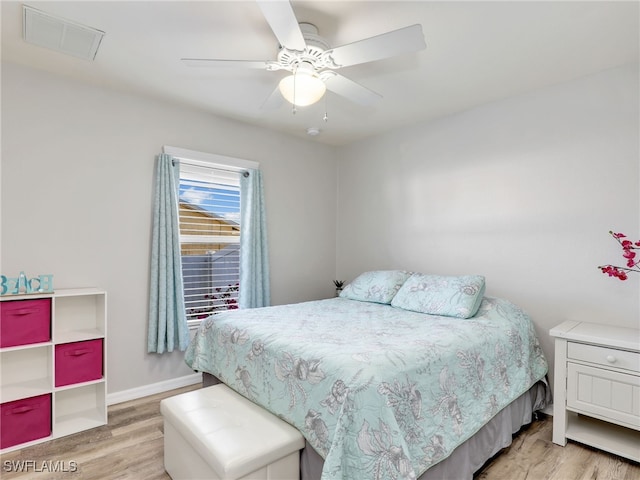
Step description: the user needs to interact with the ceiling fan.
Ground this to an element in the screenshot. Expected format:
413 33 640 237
181 0 426 109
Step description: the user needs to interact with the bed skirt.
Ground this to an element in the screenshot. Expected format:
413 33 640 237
202 373 550 480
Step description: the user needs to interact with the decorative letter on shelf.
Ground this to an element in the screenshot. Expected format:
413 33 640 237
0 272 54 296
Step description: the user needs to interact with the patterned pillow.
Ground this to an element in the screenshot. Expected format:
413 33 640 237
339 270 411 304
391 273 486 318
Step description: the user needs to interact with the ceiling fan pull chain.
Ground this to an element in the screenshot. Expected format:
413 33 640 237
292 65 297 114
323 94 328 122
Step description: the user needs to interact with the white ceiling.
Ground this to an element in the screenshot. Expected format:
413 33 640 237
2 1 639 146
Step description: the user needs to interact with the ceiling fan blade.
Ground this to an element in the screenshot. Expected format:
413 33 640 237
181 58 272 69
257 0 305 51
326 24 426 68
322 72 382 106
260 85 284 110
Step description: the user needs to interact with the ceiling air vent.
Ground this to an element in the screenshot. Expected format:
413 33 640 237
23 5 105 61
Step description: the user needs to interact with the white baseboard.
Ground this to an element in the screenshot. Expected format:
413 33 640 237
107 373 202 405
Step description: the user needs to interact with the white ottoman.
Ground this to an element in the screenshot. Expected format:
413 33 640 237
161 384 304 480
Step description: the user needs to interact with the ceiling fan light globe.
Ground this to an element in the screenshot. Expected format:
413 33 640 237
279 73 326 107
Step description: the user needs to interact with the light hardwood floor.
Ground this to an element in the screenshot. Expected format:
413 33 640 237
1 384 638 480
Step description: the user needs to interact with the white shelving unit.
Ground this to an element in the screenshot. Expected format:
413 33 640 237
0 288 107 452
550 320 640 462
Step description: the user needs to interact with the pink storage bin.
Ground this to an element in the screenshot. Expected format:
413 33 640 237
0 394 52 449
0 298 51 348
55 339 103 387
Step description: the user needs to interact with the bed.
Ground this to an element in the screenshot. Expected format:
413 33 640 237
185 271 550 480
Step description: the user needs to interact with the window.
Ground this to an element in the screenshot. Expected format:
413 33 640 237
178 162 241 326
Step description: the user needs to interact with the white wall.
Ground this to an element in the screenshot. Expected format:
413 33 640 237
3 60 638 401
336 64 640 389
1 62 338 396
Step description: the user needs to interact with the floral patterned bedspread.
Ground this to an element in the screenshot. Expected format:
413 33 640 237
185 297 548 480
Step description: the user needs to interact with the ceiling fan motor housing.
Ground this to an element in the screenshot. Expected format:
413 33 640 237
277 23 336 72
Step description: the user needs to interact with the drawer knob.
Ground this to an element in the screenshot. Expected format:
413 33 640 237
606 355 617 363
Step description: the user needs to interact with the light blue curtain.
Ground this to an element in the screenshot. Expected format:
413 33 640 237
148 153 189 353
239 169 270 308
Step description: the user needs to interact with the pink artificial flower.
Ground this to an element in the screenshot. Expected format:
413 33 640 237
595 231 638 280
598 263 629 280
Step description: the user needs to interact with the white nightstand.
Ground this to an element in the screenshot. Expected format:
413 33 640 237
550 321 640 461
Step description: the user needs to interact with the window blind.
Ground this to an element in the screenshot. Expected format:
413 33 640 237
178 162 241 325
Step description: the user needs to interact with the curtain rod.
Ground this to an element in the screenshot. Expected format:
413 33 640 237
163 145 259 173
171 157 249 177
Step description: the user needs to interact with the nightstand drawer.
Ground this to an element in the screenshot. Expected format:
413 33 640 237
567 363 640 429
568 342 640 374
